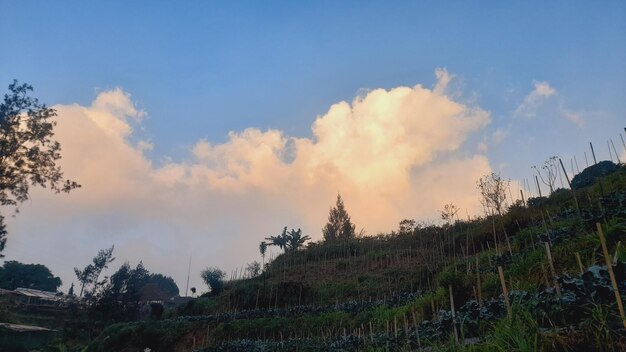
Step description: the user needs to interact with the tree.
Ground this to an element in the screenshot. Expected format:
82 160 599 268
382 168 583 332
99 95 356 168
0 260 62 291
532 156 559 194
74 246 115 298
440 203 459 228
398 219 417 235
0 81 80 256
265 227 289 252
259 241 268 269
285 228 310 251
477 173 509 217
90 261 180 322
246 261 261 277
200 267 225 295
322 194 355 242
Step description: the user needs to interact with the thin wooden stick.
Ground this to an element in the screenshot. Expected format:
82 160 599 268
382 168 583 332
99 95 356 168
449 285 459 344
575 252 584 275
544 242 562 298
476 255 482 306
498 266 511 315
597 223 626 329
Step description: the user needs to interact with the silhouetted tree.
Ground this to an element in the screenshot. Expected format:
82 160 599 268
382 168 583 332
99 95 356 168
0 260 62 291
0 81 80 256
322 194 355 242
533 156 559 194
265 227 289 252
398 219 417 235
259 241 268 269
477 173 509 217
74 246 115 298
201 267 225 295
285 228 310 251
246 261 261 277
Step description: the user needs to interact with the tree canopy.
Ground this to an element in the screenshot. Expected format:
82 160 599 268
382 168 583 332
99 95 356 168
322 194 355 242
0 260 62 292
74 246 115 298
0 80 80 256
201 267 226 295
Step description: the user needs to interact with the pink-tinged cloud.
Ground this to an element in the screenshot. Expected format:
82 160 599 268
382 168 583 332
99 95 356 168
4 70 492 293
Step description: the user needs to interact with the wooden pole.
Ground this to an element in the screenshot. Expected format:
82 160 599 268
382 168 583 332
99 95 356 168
575 252 584 275
596 223 626 329
520 189 526 207
611 139 621 164
544 242 562 298
559 158 581 216
476 255 482 306
498 266 512 315
449 285 459 344
590 142 597 165
535 175 542 197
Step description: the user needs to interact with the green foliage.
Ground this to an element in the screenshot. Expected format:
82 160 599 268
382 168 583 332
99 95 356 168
0 80 80 256
0 260 62 291
571 161 619 190
201 267 226 295
74 246 115 298
484 305 538 352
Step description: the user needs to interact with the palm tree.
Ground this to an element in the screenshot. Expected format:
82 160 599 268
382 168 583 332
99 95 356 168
265 227 289 252
286 228 311 251
259 241 268 271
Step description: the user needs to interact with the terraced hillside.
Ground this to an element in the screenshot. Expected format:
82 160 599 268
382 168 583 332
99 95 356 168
85 164 626 351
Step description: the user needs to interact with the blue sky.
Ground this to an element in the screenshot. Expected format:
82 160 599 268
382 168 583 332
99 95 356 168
1 1 625 291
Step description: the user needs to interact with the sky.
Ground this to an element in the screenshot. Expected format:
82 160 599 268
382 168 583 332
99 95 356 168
1 1 625 294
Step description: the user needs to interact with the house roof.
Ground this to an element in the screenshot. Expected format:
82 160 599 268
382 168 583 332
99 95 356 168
12 287 63 301
0 323 56 333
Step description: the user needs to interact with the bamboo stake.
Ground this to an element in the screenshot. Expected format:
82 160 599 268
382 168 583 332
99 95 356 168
412 310 421 348
559 158 581 216
394 316 398 339
498 266 512 315
597 223 626 329
476 255 482 306
575 252 584 275
544 242 561 298
611 139 620 164
590 142 597 164
449 285 459 344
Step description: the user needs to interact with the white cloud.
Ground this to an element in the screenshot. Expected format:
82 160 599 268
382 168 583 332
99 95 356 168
4 70 493 293
515 80 557 117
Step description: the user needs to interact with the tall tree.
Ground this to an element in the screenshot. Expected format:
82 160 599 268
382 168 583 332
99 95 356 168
0 80 80 256
0 260 62 291
322 194 355 242
74 246 115 298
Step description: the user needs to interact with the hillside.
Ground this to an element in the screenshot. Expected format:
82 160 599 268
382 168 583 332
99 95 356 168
82 163 626 351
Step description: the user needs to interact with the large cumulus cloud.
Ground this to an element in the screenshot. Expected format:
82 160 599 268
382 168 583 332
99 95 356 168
4 70 492 293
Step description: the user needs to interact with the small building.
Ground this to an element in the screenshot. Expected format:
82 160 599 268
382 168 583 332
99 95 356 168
0 323 57 350
5 287 66 307
139 283 170 305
